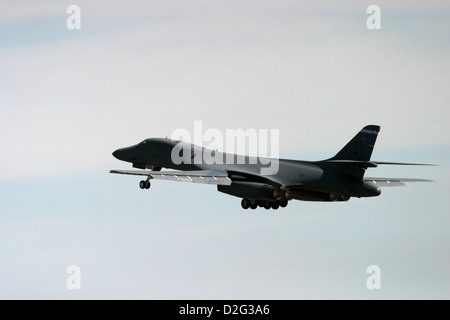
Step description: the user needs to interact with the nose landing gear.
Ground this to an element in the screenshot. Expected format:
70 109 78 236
139 180 151 189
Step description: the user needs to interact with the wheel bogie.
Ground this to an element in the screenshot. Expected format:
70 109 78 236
240 198 288 210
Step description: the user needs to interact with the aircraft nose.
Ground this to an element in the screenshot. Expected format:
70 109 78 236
112 148 123 160
112 145 138 162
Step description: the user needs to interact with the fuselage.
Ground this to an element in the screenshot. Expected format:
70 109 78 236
112 138 381 202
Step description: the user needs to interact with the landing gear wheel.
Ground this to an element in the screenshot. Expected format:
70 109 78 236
279 200 288 208
271 202 279 210
145 180 151 189
139 180 146 189
241 198 250 209
264 201 272 210
249 199 257 209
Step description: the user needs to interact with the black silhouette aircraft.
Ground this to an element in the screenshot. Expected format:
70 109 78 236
111 125 433 209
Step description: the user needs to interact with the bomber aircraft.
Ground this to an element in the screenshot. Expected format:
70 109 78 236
110 125 433 210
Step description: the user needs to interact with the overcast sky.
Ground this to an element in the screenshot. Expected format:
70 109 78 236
0 1 448 299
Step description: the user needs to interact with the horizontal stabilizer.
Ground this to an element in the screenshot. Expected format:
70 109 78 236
373 161 437 166
364 177 434 187
110 169 232 185
325 160 378 168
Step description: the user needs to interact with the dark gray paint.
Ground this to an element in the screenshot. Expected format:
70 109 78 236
111 125 433 208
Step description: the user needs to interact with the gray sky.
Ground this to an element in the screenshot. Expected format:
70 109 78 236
0 1 448 299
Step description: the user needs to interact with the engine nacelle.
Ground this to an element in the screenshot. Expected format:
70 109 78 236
218 182 275 200
330 193 350 201
281 189 351 202
284 189 333 201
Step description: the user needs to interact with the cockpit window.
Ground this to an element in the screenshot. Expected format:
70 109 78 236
140 140 147 144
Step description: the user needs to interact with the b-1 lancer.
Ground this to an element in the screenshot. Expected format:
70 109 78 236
110 125 433 210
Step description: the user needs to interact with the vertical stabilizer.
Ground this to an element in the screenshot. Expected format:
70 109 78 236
331 125 380 161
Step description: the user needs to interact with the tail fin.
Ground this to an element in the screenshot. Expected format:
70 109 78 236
331 125 380 161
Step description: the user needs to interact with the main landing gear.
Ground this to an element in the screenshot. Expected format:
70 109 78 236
241 198 288 210
139 180 151 189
